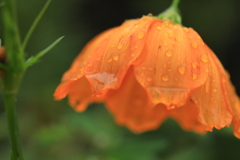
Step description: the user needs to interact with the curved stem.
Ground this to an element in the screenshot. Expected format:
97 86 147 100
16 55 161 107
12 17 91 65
171 0 180 8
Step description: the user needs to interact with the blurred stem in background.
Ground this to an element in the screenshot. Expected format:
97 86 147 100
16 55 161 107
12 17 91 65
1 0 63 159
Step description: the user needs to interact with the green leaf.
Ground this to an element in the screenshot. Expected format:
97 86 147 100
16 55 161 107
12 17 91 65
22 0 52 50
24 36 64 68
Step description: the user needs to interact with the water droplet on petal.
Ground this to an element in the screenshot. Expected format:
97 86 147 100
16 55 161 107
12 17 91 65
146 76 153 82
117 44 123 49
183 28 189 32
201 54 208 63
113 55 119 60
148 67 154 70
96 56 102 61
165 50 173 57
161 74 169 81
110 44 115 48
205 69 209 72
192 42 198 48
107 58 112 63
164 43 168 46
191 73 197 79
131 53 135 57
196 36 201 39
168 105 176 110
138 32 145 39
87 62 93 67
213 88 217 92
157 26 162 30
192 61 199 68
178 65 186 75
167 30 174 38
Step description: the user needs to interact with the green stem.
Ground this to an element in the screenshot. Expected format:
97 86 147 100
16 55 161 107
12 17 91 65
3 72 24 160
157 0 182 25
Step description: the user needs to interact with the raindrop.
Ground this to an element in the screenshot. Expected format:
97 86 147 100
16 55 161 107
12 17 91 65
107 58 112 63
191 73 197 79
192 42 198 48
165 50 173 57
138 32 145 39
205 69 209 72
157 26 162 30
167 30 174 38
213 88 217 92
146 76 153 82
178 65 186 75
117 44 123 49
201 54 208 63
113 55 119 60
183 28 189 32
161 74 169 81
192 61 199 68
87 62 93 67
96 56 102 61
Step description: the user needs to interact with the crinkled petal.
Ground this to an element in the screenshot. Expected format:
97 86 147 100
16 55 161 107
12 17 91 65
190 47 233 131
134 20 209 109
106 67 168 132
54 26 118 100
55 77 103 112
169 100 206 134
84 16 156 96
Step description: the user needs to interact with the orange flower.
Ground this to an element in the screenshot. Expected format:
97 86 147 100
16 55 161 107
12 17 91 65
54 15 240 138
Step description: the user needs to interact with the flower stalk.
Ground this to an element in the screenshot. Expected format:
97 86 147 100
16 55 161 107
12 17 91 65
1 0 62 159
157 0 182 24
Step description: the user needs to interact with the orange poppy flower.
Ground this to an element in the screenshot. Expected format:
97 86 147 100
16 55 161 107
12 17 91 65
54 15 240 138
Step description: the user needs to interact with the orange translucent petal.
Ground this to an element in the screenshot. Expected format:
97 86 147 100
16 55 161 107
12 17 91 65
134 20 209 109
55 77 103 112
190 47 233 131
61 27 118 84
84 16 156 96
106 67 168 132
169 100 206 134
232 117 240 138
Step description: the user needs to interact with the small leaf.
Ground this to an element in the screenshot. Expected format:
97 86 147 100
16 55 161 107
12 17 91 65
22 0 52 50
25 36 64 68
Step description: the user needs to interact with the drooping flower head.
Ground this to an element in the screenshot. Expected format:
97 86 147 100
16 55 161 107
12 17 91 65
54 1 240 138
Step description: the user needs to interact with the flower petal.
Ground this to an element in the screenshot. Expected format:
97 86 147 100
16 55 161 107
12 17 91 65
55 77 103 112
134 20 209 109
169 100 206 134
190 47 233 130
106 67 168 132
54 26 117 100
84 16 156 96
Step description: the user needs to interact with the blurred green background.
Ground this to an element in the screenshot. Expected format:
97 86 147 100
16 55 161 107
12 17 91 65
1 0 240 159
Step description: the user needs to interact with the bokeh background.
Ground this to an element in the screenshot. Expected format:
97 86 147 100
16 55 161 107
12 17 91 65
1 0 240 159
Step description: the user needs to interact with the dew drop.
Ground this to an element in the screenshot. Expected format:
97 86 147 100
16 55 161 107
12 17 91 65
131 53 135 57
157 26 162 30
110 44 115 48
117 44 123 49
107 58 112 63
142 66 146 70
192 42 198 48
138 32 145 39
164 43 168 46
183 28 189 32
201 54 208 63
167 30 174 38
192 61 199 68
191 73 197 79
113 55 119 60
163 63 167 68
205 69 209 72
165 50 173 57
146 76 153 82
178 65 186 75
168 105 176 109
87 62 93 67
96 56 102 61
213 88 217 92
161 74 169 82
196 36 201 39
